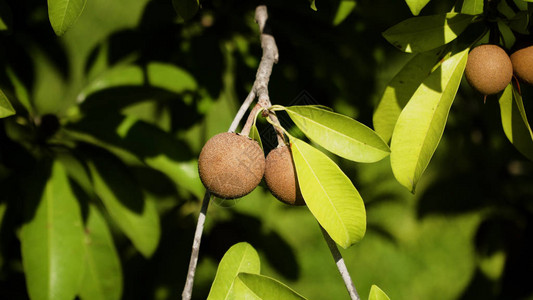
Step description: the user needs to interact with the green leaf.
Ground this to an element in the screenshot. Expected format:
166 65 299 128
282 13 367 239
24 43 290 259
405 0 431 15
383 13 474 53
309 0 317 11
290 137 366 248
373 47 445 142
498 22 516 49
5 67 32 114
285 106 390 163
250 123 263 150
85 147 160 257
0 89 15 118
20 161 85 300
499 84 533 161
230 273 307 300
207 242 261 300
369 285 391 300
0 0 13 32
390 47 469 192
172 0 199 20
79 205 123 300
333 0 356 25
47 0 87 36
78 62 197 102
461 0 484 15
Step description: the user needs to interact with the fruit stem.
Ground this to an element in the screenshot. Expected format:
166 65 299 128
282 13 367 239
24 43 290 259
320 225 360 300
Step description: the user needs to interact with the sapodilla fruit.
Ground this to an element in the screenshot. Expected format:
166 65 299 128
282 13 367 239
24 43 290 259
465 44 513 95
264 145 305 206
511 45 533 86
198 132 265 199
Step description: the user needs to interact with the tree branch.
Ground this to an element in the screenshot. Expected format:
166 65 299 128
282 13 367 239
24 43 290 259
182 5 279 300
320 225 360 300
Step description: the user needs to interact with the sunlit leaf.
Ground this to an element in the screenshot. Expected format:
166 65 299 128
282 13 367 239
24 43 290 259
79 205 123 300
0 0 13 32
20 161 85 300
461 0 483 15
290 137 366 248
230 273 307 300
172 0 199 20
499 84 533 161
78 62 197 103
404 0 431 15
207 242 260 300
333 0 356 25
0 89 15 118
390 47 469 192
47 0 87 36
309 0 317 11
285 106 390 163
373 47 445 142
369 285 391 300
383 13 474 53
85 147 160 257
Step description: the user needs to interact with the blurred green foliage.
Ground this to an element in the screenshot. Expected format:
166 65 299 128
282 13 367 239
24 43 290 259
0 0 532 299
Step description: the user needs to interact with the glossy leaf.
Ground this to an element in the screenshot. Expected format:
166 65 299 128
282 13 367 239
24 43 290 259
86 147 160 257
0 0 12 32
285 106 390 163
172 0 199 20
207 242 261 300
369 285 391 300
0 89 15 118
405 0 431 15
383 13 474 53
47 0 87 36
373 47 444 142
20 161 85 300
78 62 197 102
499 84 533 161
79 205 123 300
461 0 483 15
333 0 356 25
390 48 469 192
290 137 366 248
230 273 307 300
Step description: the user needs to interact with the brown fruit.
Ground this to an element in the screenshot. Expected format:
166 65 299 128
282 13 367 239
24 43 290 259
465 44 513 95
511 45 533 86
198 132 265 199
264 145 305 206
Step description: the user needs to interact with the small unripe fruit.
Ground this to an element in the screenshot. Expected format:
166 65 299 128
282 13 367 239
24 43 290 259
198 132 265 199
465 44 513 95
264 145 305 206
511 45 533 86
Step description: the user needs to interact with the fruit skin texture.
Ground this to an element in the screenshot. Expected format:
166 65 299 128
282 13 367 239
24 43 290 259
465 44 513 95
264 145 305 206
511 45 533 86
198 132 265 199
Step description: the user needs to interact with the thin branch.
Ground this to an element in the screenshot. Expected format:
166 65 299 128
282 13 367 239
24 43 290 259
181 5 279 300
320 225 360 300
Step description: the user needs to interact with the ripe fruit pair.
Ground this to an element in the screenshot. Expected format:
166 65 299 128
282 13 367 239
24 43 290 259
465 44 533 96
198 132 304 205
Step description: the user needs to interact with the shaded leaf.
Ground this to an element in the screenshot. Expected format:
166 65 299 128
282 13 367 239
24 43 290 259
333 0 356 25
5 67 32 114
207 242 260 300
461 0 484 15
285 106 390 163
172 0 199 21
383 13 474 53
405 0 431 16
47 0 87 36
290 137 366 248
369 285 391 300
373 47 445 142
0 89 15 118
79 205 123 300
230 273 307 300
390 48 469 192
85 147 160 257
499 84 533 161
20 161 85 300
309 0 317 11
0 0 13 32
